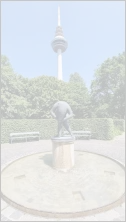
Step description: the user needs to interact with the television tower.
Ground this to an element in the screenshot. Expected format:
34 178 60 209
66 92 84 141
51 6 68 80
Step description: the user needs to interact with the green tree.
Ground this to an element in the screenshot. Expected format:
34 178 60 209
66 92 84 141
69 72 84 84
27 76 69 118
67 73 90 118
1 55 30 118
110 66 125 118
17 72 90 119
91 52 125 118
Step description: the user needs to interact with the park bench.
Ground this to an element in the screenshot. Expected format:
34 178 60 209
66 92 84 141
9 132 40 144
64 130 91 140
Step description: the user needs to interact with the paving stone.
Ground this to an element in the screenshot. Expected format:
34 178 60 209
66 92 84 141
56 219 70 222
1 199 8 210
2 206 16 217
112 218 121 221
95 210 120 221
61 219 75 221
63 217 91 221
1 213 4 218
1 214 11 221
121 203 125 209
115 206 125 215
119 215 125 221
19 214 48 221
9 209 24 220
95 213 109 221
69 218 86 221
82 216 97 221
105 209 120 219
75 218 91 221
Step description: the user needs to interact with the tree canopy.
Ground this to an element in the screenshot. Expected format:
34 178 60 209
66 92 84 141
1 52 125 119
91 52 125 119
69 72 84 84
1 56 30 118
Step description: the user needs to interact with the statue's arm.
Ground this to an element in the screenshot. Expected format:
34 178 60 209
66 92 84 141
64 106 75 121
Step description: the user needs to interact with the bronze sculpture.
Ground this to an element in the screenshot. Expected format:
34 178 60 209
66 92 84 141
51 101 75 137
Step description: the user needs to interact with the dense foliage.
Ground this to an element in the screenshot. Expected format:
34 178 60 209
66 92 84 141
1 56 29 118
1 56 90 119
1 52 125 119
2 118 124 143
69 72 85 84
91 52 125 119
113 119 125 131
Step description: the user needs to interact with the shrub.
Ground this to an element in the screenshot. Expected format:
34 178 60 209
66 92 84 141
1 118 114 143
113 119 125 132
113 128 122 137
70 118 115 140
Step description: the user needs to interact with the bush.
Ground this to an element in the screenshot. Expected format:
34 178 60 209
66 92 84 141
1 118 123 144
113 128 122 137
70 118 115 140
113 119 125 131
1 119 57 144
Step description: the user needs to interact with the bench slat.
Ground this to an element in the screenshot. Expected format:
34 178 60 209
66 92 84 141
64 130 91 140
10 132 40 144
10 132 39 136
11 136 39 138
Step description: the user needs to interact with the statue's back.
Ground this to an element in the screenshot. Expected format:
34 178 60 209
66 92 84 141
55 101 70 121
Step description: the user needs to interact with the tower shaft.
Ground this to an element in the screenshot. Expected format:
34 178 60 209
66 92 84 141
57 49 62 80
51 7 68 80
57 6 62 80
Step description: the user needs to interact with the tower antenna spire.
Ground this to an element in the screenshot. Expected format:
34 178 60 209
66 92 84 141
51 7 68 80
58 6 61 26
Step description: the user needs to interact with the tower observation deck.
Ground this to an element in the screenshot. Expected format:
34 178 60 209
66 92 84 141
51 6 68 80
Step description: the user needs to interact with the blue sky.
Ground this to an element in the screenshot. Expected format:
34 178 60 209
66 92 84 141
1 1 125 88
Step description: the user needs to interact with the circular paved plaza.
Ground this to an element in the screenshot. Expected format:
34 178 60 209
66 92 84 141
1 133 125 221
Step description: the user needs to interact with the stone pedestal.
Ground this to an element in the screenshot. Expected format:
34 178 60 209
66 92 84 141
51 137 75 172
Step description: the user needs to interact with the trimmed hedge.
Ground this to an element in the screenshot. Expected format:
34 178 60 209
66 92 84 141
1 118 125 144
1 119 57 144
113 119 125 131
70 118 115 140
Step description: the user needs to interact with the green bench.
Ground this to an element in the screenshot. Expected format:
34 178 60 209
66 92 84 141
10 132 40 144
64 130 91 140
